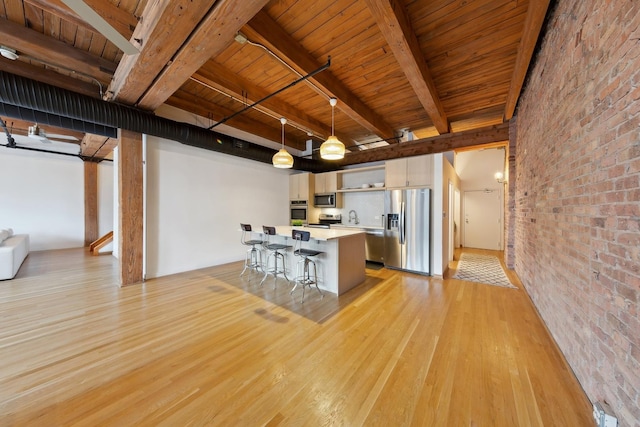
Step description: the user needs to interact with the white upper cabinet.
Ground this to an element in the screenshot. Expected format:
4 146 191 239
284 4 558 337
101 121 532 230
385 155 433 188
315 171 339 193
289 172 314 200
385 159 407 188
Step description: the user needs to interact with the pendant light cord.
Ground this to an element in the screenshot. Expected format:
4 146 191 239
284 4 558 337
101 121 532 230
331 103 334 136
281 117 287 148
330 97 338 137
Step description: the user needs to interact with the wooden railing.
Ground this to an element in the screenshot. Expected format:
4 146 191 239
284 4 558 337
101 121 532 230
89 231 113 256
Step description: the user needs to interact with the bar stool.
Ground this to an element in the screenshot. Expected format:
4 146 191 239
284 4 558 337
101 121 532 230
260 226 292 287
240 223 263 276
290 229 324 303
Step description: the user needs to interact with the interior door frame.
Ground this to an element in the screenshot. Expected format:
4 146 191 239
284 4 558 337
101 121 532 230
448 180 454 262
454 188 461 249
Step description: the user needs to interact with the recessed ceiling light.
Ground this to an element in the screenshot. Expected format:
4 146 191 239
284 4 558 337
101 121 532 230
0 46 18 60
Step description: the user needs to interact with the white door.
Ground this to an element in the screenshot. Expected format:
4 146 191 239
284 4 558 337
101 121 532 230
463 190 501 250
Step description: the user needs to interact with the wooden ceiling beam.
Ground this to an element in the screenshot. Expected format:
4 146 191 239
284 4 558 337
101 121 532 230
136 0 270 110
364 0 449 134
504 0 551 120
244 10 397 142
24 0 137 40
105 0 218 105
81 133 115 160
337 122 509 166
194 62 336 140
0 18 116 83
166 92 307 151
0 57 101 98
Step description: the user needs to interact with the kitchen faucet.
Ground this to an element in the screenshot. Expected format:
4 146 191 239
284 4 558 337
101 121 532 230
348 209 359 225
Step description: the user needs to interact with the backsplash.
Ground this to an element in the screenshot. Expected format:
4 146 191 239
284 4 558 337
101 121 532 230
318 191 384 228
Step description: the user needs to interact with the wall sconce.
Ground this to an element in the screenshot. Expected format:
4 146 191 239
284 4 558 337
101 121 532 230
495 171 506 184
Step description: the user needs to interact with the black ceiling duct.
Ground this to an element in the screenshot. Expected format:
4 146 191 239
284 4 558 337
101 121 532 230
0 102 118 138
0 71 334 173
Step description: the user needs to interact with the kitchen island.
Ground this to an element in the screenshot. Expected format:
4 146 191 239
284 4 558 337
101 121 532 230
263 226 366 296
330 224 385 264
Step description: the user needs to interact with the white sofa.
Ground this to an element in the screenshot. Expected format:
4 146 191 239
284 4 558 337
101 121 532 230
0 231 29 280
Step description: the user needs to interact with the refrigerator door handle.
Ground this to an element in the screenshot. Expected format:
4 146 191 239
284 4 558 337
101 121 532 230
400 201 405 244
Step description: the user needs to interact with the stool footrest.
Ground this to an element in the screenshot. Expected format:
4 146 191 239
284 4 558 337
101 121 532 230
291 255 323 303
260 249 290 287
240 246 263 277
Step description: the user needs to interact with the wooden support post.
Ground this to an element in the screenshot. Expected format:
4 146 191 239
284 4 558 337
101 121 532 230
118 130 144 286
84 161 99 246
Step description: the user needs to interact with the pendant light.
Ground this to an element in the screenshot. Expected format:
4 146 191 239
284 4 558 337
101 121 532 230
320 97 345 160
272 117 294 168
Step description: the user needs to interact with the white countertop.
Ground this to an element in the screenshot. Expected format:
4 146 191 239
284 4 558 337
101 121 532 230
274 226 365 241
330 224 384 231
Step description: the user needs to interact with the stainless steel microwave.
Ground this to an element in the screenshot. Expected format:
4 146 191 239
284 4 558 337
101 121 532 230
314 193 336 208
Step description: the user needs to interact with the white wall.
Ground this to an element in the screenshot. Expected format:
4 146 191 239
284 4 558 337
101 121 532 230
431 154 444 276
441 154 461 273
429 153 462 276
145 136 290 279
455 148 505 191
0 145 85 250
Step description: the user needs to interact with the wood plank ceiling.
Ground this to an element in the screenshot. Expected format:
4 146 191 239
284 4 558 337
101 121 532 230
0 0 549 165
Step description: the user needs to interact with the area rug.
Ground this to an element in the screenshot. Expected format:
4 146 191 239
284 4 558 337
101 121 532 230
452 253 517 289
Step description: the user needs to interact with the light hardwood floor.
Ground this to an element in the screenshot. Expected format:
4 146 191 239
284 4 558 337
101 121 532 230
0 248 592 426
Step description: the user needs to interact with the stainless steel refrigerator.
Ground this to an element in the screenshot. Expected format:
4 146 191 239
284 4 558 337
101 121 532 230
384 188 431 275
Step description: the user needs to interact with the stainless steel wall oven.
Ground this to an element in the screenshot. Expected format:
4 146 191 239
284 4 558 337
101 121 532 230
289 200 308 224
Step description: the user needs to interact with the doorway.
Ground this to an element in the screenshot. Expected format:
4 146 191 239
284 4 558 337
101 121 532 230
463 189 502 250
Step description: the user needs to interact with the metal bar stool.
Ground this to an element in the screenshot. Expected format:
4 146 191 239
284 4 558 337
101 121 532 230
260 226 292 287
290 229 324 302
240 223 263 276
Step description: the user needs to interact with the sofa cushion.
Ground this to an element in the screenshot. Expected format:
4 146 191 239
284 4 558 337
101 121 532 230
0 229 12 243
0 234 29 280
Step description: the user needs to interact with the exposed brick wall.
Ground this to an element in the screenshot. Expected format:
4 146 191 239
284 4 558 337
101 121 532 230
505 118 517 269
515 0 640 425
